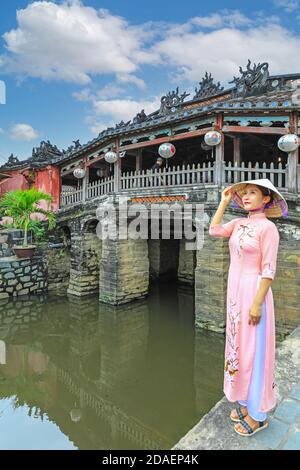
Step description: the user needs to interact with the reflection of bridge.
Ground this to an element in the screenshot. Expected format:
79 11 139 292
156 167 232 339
58 367 169 450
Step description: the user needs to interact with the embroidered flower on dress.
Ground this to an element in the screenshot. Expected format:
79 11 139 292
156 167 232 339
236 223 255 257
224 299 241 386
262 262 275 278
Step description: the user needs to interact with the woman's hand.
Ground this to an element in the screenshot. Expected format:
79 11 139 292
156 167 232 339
221 186 233 206
248 302 262 326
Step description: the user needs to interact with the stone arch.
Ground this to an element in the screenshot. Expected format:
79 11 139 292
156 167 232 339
81 216 99 233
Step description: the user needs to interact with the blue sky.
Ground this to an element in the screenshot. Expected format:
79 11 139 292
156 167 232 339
1 0 300 163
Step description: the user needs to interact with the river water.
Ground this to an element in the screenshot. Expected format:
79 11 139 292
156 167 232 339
0 282 224 450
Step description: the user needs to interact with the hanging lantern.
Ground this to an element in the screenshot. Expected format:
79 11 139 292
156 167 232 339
104 150 117 164
204 131 222 146
158 143 176 159
73 168 86 179
277 134 300 152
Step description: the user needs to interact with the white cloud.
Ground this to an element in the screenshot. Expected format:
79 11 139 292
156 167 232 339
0 1 153 84
92 98 159 122
154 23 300 84
116 73 146 89
84 96 160 136
273 0 299 12
0 128 4 134
191 10 253 29
10 123 38 141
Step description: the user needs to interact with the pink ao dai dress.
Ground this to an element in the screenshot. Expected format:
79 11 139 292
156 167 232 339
209 212 280 419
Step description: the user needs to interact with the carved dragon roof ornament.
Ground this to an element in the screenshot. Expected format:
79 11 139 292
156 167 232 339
30 140 62 162
132 109 147 124
115 120 131 129
193 72 224 99
4 153 20 167
229 59 271 97
159 87 190 115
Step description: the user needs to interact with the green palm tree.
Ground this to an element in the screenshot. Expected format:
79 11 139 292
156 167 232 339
0 188 56 246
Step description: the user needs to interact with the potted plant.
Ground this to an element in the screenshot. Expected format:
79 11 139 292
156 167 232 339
0 188 56 259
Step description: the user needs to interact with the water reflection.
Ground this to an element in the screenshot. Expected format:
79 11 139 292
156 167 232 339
0 283 224 450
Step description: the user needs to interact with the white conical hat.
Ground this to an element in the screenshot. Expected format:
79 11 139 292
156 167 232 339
230 178 288 218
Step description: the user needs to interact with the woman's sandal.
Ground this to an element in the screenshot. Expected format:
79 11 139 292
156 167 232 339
234 419 269 436
230 406 247 423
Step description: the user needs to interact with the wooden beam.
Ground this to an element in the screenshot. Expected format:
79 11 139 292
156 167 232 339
119 127 214 152
222 125 287 135
289 111 298 134
86 154 105 167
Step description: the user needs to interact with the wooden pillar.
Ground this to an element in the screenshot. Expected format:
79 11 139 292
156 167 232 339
287 112 298 193
287 148 298 193
233 136 241 166
214 113 224 187
82 157 89 202
136 148 143 171
114 138 121 193
214 134 224 187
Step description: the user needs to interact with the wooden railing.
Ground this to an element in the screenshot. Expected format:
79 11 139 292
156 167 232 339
87 176 114 199
121 162 214 190
224 161 286 189
60 188 83 206
60 161 294 208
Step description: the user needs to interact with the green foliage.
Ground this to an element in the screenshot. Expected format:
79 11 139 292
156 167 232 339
0 188 56 246
57 248 66 258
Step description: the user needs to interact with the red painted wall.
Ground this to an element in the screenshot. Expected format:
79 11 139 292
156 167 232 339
0 170 26 195
0 165 61 211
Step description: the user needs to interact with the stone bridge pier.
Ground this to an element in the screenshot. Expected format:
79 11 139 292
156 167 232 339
99 237 149 304
67 217 102 297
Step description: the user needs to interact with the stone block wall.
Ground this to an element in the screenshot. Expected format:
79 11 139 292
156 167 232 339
99 238 149 304
195 234 229 333
178 239 196 285
45 247 71 293
0 256 47 299
272 228 300 338
67 232 101 297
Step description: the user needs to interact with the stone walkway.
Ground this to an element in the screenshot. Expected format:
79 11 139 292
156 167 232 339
173 326 300 450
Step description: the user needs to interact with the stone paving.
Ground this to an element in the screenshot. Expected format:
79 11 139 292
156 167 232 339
173 325 300 450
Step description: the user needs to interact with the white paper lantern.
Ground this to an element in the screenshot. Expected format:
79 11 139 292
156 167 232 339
104 150 117 164
73 168 86 179
158 143 176 159
204 131 222 146
277 134 300 153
